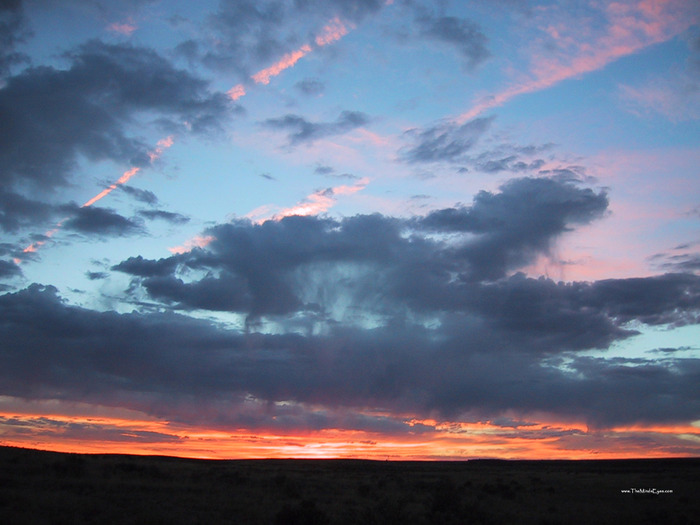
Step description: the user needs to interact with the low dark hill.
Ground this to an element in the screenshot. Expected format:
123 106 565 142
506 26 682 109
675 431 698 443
0 446 698 524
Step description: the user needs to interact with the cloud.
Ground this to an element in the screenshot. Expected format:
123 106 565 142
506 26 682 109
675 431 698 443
0 0 28 78
295 78 325 96
456 0 699 122
399 117 494 163
0 189 56 233
116 177 608 318
0 279 698 430
119 185 158 205
246 177 370 223
0 40 231 192
85 271 108 280
263 110 370 145
61 205 142 237
111 255 179 277
138 210 190 225
202 0 383 75
107 21 137 36
417 177 609 280
0 258 21 279
415 13 489 70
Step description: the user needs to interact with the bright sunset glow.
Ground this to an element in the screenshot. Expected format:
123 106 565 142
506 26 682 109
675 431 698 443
0 0 698 461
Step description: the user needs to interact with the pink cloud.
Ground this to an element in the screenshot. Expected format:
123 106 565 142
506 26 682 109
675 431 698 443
107 22 137 36
168 235 216 255
457 0 697 123
252 45 312 85
315 17 351 47
227 15 354 97
245 178 370 223
227 84 246 101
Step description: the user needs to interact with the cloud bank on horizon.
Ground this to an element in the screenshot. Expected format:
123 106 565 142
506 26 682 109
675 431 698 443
0 0 699 459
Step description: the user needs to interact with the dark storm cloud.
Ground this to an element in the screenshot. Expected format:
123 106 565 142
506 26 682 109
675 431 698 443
0 40 232 191
114 178 609 316
61 205 142 237
0 259 21 279
415 13 489 70
85 271 108 281
400 117 494 163
0 283 699 430
111 255 179 277
0 189 55 233
138 209 190 224
418 177 608 279
263 110 370 145
0 0 28 77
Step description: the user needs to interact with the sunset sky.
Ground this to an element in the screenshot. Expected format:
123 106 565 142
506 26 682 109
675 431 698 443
1 0 699 460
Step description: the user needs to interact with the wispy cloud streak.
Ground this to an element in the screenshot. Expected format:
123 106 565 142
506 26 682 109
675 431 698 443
82 136 173 208
227 16 352 100
457 0 697 122
18 137 174 260
246 177 370 223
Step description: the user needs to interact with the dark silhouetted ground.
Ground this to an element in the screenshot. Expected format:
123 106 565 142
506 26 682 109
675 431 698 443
0 446 698 524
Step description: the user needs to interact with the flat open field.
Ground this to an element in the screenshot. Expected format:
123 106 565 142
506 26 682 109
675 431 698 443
0 446 697 524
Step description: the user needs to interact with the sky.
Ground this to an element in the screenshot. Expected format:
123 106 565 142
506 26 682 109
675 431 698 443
0 0 699 460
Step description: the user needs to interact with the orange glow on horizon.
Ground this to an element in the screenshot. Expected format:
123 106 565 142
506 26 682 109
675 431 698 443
1 406 697 461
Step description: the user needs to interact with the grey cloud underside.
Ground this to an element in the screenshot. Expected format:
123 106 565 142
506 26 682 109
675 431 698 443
295 78 325 96
118 177 608 315
138 209 190 225
0 0 28 77
400 117 494 163
1 280 698 431
0 189 55 233
60 205 143 237
263 110 370 145
119 185 159 205
0 259 21 278
415 13 490 70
